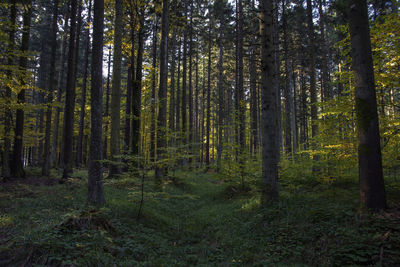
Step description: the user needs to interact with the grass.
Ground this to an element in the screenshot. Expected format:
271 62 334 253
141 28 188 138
0 167 399 266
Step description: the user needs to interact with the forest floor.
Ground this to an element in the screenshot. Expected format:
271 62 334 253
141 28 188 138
0 167 400 266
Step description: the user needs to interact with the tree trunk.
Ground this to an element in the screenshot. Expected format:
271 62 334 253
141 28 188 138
88 0 105 205
76 0 92 168
217 25 224 170
260 0 279 205
11 1 32 178
109 0 123 177
282 0 292 156
42 0 60 176
306 0 318 143
2 0 16 180
176 39 181 135
125 26 134 152
347 0 386 210
205 17 212 166
168 31 176 139
237 0 245 178
103 48 112 160
131 16 144 157
155 0 169 181
50 6 70 168
188 2 194 152
61 0 79 179
182 1 188 146
150 20 158 162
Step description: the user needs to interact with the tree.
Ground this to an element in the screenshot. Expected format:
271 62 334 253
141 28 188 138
61 0 78 179
155 0 169 182
42 0 59 176
109 0 123 177
2 0 17 180
88 0 105 205
11 0 33 178
347 0 387 210
260 0 279 205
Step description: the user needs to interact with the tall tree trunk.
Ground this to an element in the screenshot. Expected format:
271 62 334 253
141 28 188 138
176 39 181 135
131 16 144 157
237 0 245 179
306 0 318 145
318 0 330 101
217 25 224 170
125 27 135 152
260 0 279 205
155 0 169 181
109 0 123 177
182 1 188 146
76 0 92 168
103 48 112 159
205 17 212 166
2 0 16 180
150 20 158 162
188 2 193 152
88 0 105 205
347 0 386 210
11 1 33 178
282 0 292 156
62 0 79 179
168 31 176 139
50 6 70 168
42 0 60 176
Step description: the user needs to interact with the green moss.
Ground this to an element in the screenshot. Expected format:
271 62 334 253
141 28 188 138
355 97 374 132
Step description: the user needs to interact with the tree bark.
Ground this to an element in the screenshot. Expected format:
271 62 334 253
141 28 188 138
150 20 158 162
103 48 112 159
131 15 144 157
11 1 33 178
347 0 386 210
76 0 92 168
61 0 79 179
42 0 60 176
50 5 70 168
155 0 169 181
205 17 212 166
109 0 123 177
260 0 279 205
88 0 105 205
2 0 16 180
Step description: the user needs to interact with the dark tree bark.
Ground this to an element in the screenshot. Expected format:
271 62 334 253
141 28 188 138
182 1 188 146
2 0 16 179
347 0 387 210
168 31 176 137
11 0 33 178
125 27 134 152
109 0 124 177
205 16 212 166
61 0 79 179
155 0 169 181
88 0 105 205
217 23 224 170
131 15 144 157
42 0 60 176
103 48 112 160
306 0 318 142
188 2 194 151
50 5 70 168
176 39 181 134
260 0 279 205
76 0 92 168
150 20 158 162
282 0 293 156
237 0 245 178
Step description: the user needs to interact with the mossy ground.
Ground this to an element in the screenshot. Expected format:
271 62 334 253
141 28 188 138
0 167 399 266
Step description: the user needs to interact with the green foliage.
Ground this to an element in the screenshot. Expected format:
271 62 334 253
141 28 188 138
1 168 399 266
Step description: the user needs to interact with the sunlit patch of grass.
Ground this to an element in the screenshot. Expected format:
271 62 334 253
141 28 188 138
0 214 14 228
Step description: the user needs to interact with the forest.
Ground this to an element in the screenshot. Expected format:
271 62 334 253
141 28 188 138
0 0 400 265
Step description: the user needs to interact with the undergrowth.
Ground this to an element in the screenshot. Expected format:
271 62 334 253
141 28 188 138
0 167 399 266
